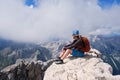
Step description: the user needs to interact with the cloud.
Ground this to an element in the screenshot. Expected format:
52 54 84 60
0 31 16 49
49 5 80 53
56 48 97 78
0 0 120 42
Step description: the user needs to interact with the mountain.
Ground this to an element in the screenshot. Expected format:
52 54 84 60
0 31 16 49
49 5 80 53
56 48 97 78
0 59 54 80
0 38 52 70
1 52 120 80
89 35 120 75
40 40 69 58
0 34 120 75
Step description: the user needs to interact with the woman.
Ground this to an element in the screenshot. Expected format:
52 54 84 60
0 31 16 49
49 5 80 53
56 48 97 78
56 30 86 64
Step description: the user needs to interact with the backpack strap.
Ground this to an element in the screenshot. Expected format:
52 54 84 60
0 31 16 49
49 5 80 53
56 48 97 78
79 35 85 47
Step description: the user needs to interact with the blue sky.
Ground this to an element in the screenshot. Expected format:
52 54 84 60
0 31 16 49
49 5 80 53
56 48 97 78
25 0 38 8
98 0 120 9
25 0 120 9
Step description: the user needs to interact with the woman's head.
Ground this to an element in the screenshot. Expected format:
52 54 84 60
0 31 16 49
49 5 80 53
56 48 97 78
72 30 80 39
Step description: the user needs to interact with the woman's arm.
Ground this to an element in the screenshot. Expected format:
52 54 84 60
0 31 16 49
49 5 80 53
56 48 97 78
64 39 83 49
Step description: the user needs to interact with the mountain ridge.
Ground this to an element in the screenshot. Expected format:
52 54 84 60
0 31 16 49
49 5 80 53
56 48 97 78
0 35 120 75
1 51 120 80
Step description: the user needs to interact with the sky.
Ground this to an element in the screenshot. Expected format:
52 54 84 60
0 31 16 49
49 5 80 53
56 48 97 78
0 0 120 42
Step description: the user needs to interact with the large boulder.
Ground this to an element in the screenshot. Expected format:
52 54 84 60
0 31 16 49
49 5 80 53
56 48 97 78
44 56 120 80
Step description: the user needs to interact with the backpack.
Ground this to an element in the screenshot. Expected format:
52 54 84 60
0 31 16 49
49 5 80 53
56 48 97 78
78 36 90 52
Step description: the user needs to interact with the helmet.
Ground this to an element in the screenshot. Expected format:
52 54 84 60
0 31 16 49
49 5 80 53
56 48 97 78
72 30 79 36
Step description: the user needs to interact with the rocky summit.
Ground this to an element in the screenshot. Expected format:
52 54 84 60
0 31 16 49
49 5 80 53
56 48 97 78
44 55 120 80
0 50 120 80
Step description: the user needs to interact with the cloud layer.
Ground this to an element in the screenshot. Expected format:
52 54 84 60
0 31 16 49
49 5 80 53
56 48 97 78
0 0 120 42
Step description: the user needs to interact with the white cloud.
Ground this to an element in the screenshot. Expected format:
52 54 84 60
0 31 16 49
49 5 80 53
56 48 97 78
0 0 120 42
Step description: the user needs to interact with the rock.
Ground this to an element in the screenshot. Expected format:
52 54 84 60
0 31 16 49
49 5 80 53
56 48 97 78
42 59 55 71
85 48 102 58
1 49 120 80
0 59 54 80
0 72 9 80
44 56 120 80
26 61 43 80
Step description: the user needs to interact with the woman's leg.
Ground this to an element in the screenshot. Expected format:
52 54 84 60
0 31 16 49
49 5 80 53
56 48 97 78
55 49 72 64
60 49 72 60
59 49 66 58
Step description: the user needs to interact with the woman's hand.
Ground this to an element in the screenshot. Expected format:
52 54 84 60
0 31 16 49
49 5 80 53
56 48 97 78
62 48 66 53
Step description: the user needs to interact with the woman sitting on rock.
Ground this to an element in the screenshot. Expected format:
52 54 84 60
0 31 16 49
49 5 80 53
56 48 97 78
55 30 90 64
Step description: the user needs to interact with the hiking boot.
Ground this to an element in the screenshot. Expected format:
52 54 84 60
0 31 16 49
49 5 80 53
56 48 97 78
55 60 64 64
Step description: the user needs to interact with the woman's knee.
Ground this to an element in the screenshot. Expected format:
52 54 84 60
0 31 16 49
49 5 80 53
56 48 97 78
66 49 72 53
62 50 66 53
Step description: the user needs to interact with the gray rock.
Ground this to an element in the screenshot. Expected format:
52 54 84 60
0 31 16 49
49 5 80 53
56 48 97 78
0 59 54 80
44 56 120 80
0 72 9 80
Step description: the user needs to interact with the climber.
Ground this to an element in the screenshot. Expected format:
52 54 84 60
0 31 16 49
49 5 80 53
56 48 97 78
55 30 90 64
